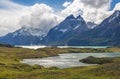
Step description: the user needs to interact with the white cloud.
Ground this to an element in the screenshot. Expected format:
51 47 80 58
0 0 120 36
63 1 72 8
0 0 28 36
19 4 61 34
61 0 113 24
0 0 25 10
0 0 62 36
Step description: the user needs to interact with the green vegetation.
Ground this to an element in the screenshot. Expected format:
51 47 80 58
80 56 113 64
0 46 120 79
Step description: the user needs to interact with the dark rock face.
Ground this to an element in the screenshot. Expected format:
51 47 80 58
43 15 89 45
0 27 42 45
0 10 120 46
67 10 120 46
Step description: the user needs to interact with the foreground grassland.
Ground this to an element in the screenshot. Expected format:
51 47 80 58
0 47 120 79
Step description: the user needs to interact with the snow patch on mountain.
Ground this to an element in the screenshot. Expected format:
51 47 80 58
12 26 47 38
87 22 97 29
73 25 80 30
109 10 120 23
59 29 68 33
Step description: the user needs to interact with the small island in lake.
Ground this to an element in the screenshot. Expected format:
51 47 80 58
0 45 120 79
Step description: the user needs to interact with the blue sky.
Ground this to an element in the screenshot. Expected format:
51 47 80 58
11 0 120 10
11 0 73 10
0 0 120 36
110 0 120 10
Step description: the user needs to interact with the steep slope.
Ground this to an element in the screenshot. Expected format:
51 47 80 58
67 10 120 46
43 15 89 45
0 27 45 45
87 22 97 29
0 10 120 46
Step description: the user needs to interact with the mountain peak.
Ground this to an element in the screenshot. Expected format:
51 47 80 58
113 10 120 17
114 10 120 13
108 10 120 23
65 14 75 20
76 15 82 19
76 15 83 21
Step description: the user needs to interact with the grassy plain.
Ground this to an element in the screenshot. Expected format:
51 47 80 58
0 46 120 79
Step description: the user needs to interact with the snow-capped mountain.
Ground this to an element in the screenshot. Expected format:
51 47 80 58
0 10 120 46
108 10 120 23
43 14 89 45
96 10 120 29
92 10 120 38
51 15 89 33
12 27 46 37
0 26 46 45
67 10 120 46
0 14 90 45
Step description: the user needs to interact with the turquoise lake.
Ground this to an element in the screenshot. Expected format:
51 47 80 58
21 53 120 68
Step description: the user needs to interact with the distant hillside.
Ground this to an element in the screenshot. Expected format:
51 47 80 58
0 10 120 46
42 10 120 46
0 43 13 47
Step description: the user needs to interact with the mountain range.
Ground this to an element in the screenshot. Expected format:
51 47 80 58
0 10 120 46
64 10 120 46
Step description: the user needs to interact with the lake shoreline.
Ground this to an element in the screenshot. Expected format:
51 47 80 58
0 46 120 79
16 45 109 49
21 52 120 68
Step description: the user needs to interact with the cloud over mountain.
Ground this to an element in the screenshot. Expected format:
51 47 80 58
0 0 120 37
19 3 61 34
61 0 112 24
0 0 62 36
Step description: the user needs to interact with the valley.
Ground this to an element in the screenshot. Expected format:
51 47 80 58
0 46 120 79
0 0 120 79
